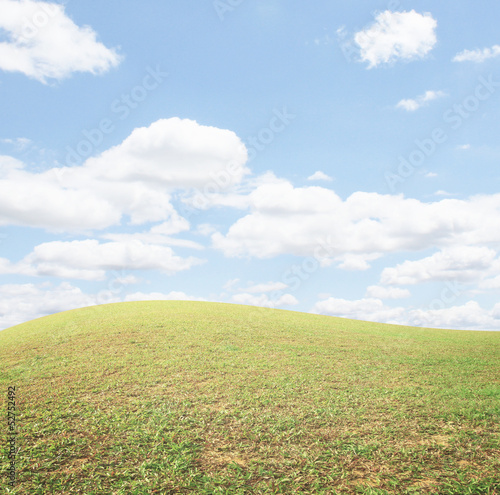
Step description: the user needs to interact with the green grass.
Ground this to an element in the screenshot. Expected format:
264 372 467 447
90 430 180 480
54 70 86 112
1 301 499 494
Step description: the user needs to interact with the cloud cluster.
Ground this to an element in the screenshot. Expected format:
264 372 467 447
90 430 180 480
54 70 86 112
354 10 437 68
0 239 204 280
79 118 249 189
0 282 103 330
0 282 209 330
312 297 405 325
220 278 297 310
231 292 298 308
211 179 500 270
0 118 248 231
124 291 207 302
0 0 121 82
311 297 500 331
235 281 288 293
380 246 499 286
365 285 411 299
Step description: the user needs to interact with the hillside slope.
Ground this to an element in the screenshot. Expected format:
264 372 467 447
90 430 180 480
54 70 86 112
1 301 499 494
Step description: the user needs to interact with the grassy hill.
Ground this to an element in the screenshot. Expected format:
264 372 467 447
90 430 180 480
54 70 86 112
0 301 499 494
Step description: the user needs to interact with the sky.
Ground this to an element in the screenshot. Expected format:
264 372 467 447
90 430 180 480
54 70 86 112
1 0 500 331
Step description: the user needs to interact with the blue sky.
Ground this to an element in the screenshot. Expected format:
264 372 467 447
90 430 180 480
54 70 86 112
1 0 500 330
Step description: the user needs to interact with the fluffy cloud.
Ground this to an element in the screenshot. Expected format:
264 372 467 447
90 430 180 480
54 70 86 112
354 10 437 68
238 281 289 293
78 118 249 188
0 155 25 175
231 292 298 308
307 171 333 182
101 214 205 251
366 285 411 299
311 297 500 331
407 301 499 330
396 90 446 111
211 180 500 269
453 45 500 63
336 253 382 271
0 118 248 231
380 246 499 285
0 0 121 82
223 279 298 309
124 291 207 302
0 282 107 330
0 283 209 331
312 297 406 324
0 239 204 280
0 166 123 230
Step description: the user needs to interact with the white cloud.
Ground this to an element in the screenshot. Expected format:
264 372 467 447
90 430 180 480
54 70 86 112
78 118 249 189
0 166 123 230
0 239 205 280
102 232 204 251
211 180 500 270
101 214 205 251
479 276 500 290
150 216 190 235
366 285 411 299
0 155 24 176
453 45 500 63
0 282 106 330
0 137 32 150
312 297 406 324
312 296 500 331
231 292 298 308
0 0 121 82
396 90 446 111
408 301 499 331
223 278 240 291
0 118 249 231
396 99 420 112
336 253 382 271
380 246 499 286
196 224 218 236
113 275 141 285
238 281 288 293
124 291 206 302
457 144 471 150
425 172 438 178
0 283 208 331
354 10 437 68
307 171 333 182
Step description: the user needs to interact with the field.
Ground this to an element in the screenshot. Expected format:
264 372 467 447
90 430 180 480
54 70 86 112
0 301 499 494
